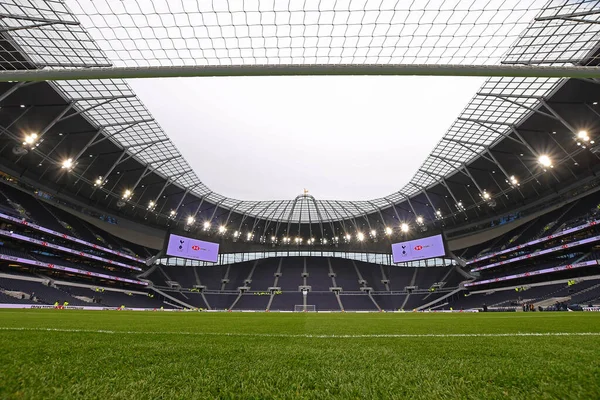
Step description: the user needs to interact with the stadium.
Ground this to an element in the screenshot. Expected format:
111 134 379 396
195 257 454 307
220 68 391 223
1 0 600 398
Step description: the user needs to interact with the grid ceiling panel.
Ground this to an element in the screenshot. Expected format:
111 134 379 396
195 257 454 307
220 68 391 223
0 1 597 222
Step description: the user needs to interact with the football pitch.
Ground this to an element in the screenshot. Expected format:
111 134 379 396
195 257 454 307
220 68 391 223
1 310 600 399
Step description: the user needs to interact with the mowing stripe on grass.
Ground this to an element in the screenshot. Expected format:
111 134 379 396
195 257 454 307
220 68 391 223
1 327 600 338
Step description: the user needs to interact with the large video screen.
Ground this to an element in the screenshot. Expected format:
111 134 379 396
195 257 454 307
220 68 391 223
392 234 446 263
165 233 219 263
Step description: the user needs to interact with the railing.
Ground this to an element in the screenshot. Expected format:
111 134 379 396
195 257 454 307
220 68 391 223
472 234 600 272
465 260 599 288
0 229 142 271
469 219 599 267
0 211 146 263
0 254 148 286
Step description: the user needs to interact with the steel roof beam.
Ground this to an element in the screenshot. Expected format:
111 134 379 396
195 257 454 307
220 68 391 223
0 82 25 102
535 9 600 21
36 103 74 141
539 100 577 134
0 13 81 25
59 96 136 123
482 94 558 120
4 64 600 82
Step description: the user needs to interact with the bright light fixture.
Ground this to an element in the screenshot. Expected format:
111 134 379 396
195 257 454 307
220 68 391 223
61 158 73 169
400 223 409 233
23 133 38 146
357 232 365 241
416 216 424 224
509 175 518 185
370 229 377 237
234 231 240 237
482 191 490 200
577 130 588 139
538 155 552 167
203 221 210 229
94 177 103 186
322 238 328 244
122 189 132 199
186 216 195 225
219 226 227 233
385 227 393 235
271 236 276 241
345 234 351 241
169 210 176 216
247 232 253 240
148 200 155 209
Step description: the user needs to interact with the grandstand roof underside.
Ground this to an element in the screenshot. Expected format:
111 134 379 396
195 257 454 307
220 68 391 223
0 0 599 234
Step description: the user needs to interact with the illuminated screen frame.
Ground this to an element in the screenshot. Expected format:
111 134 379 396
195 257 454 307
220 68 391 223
391 234 446 263
165 233 220 263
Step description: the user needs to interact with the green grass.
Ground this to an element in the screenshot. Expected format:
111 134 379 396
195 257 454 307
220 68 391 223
1 311 600 399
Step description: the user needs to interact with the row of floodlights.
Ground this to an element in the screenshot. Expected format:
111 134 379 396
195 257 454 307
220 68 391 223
25 129 589 223
174 222 421 245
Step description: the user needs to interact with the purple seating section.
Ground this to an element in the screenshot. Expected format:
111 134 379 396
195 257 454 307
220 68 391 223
444 278 600 310
307 292 340 311
0 277 88 306
145 257 464 311
0 181 149 259
269 292 303 311
372 294 406 311
233 294 270 310
468 191 600 262
225 263 254 290
248 260 278 291
339 294 377 311
330 258 361 291
203 294 239 310
278 258 304 291
306 258 332 291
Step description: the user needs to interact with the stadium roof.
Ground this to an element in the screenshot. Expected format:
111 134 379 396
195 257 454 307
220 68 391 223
0 1 599 235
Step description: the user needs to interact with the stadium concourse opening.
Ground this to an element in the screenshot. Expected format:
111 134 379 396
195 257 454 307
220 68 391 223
1 0 600 398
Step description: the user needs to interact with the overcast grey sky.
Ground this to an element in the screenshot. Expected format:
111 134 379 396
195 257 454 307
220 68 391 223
129 75 484 200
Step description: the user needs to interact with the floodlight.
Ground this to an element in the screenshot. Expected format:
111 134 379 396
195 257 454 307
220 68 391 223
23 133 38 147
148 200 155 209
169 210 176 217
186 216 195 225
538 155 552 167
234 231 240 238
219 226 227 233
357 232 365 241
400 223 409 233
577 130 588 139
416 216 424 224
271 236 276 241
94 177 103 187
61 158 73 170
322 238 328 244
345 234 351 241
385 227 393 235
482 191 491 200
203 221 210 230
509 175 518 185
122 189 132 199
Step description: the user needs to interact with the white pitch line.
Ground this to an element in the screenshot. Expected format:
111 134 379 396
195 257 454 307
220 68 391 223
1 327 600 338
